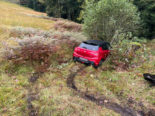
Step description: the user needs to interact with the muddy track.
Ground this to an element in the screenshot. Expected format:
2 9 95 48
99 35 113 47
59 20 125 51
27 72 42 116
67 65 148 116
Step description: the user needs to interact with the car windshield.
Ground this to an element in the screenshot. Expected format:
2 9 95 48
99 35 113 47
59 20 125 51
79 43 99 51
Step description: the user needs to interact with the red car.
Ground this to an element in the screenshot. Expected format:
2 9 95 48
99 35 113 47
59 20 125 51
73 40 111 68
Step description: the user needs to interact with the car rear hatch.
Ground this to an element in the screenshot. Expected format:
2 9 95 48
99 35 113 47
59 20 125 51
76 47 98 58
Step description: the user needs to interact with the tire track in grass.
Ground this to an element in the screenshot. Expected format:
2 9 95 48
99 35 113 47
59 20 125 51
27 72 42 116
67 65 145 116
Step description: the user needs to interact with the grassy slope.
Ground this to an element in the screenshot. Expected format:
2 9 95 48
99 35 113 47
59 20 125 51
0 1 117 116
2 0 19 3
0 1 154 116
0 0 53 30
0 0 54 46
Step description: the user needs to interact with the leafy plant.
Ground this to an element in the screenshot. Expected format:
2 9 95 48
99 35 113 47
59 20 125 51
83 0 140 42
133 0 155 39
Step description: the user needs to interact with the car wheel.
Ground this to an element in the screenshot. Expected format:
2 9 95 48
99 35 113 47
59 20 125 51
92 62 98 69
73 57 77 62
99 60 103 66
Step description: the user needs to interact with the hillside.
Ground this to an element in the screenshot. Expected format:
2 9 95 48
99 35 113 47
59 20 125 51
0 1 155 116
2 0 19 3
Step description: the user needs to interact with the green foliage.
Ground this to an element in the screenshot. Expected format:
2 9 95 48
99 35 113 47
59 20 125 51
19 0 83 21
0 73 28 115
83 0 140 42
4 63 34 74
19 0 45 12
45 0 83 22
78 0 100 21
133 0 155 39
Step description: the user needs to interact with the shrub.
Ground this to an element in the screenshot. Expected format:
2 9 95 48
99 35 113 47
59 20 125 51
9 27 86 42
83 0 140 42
10 27 53 38
19 43 56 72
61 31 87 42
2 29 83 72
54 20 82 32
108 39 144 71
2 36 58 73
2 26 87 72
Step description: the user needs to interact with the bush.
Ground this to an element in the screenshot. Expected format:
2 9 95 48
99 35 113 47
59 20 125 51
9 27 86 42
54 20 82 32
2 26 84 72
18 43 56 72
83 0 140 42
2 36 58 72
10 27 52 38
107 39 147 71
1 26 88 72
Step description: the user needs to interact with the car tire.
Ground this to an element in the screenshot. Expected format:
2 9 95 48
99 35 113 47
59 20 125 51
92 62 98 69
73 57 77 62
99 60 103 66
93 60 103 68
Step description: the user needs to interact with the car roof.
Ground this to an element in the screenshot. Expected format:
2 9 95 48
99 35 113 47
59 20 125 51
83 40 110 47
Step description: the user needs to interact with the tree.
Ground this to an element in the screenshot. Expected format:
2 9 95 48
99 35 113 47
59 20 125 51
78 0 100 21
19 0 83 21
45 0 83 21
133 0 155 39
83 0 140 43
19 0 29 6
20 0 45 12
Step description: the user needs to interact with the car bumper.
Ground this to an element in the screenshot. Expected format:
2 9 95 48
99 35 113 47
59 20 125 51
73 57 94 65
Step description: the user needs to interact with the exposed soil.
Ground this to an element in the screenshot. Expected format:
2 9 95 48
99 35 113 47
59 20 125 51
29 73 42 83
67 65 155 116
26 64 155 116
27 89 39 116
27 72 42 116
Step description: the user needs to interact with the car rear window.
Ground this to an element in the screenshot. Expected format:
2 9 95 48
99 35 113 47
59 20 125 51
79 43 99 51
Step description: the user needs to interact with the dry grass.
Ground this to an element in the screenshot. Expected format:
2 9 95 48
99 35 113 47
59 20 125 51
0 1 154 116
54 20 82 32
0 0 54 30
0 73 28 115
36 71 119 116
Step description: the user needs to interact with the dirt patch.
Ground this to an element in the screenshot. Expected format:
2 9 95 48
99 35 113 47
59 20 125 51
27 89 39 116
27 72 42 116
67 65 155 116
29 72 43 83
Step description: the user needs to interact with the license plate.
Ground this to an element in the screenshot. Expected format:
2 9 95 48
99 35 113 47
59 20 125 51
80 57 88 61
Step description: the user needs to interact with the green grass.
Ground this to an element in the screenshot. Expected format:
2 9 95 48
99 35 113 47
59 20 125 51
0 1 154 115
36 68 120 116
0 73 28 115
